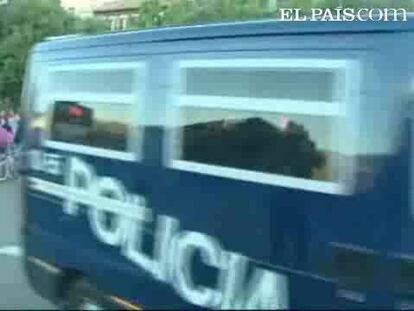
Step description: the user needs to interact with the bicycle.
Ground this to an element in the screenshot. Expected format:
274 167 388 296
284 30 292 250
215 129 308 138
0 144 21 182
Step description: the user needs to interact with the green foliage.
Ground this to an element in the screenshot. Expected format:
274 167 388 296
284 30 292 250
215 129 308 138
129 0 167 28
0 0 108 109
129 0 274 29
128 0 414 28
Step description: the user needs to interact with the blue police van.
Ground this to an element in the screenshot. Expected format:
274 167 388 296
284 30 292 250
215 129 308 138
20 17 414 309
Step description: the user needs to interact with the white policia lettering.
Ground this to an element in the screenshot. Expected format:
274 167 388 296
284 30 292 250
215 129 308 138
279 7 407 22
28 151 289 310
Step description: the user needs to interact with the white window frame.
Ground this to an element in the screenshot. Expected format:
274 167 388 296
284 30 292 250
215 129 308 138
44 62 147 162
167 58 360 195
109 16 119 31
120 15 128 30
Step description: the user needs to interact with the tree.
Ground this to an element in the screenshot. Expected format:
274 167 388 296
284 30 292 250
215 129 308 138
129 0 414 30
129 0 168 28
0 0 108 110
129 0 274 29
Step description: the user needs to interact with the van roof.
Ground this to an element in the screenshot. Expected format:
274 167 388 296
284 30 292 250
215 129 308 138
34 15 414 52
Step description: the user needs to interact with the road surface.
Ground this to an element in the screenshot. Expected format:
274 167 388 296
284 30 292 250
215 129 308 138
0 178 55 309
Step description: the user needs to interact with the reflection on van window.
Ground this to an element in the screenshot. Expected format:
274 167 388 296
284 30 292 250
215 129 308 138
50 101 131 151
185 68 336 102
51 69 135 94
178 108 342 181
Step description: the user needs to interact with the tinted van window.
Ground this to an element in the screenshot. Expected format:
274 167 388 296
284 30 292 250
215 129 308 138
46 65 140 154
51 100 130 151
172 59 350 186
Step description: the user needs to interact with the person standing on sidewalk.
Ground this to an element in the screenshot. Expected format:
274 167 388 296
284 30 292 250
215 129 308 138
0 125 13 153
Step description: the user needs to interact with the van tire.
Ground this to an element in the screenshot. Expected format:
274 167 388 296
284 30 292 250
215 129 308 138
63 278 105 310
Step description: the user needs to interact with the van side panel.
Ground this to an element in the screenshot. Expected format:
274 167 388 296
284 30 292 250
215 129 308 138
23 29 414 309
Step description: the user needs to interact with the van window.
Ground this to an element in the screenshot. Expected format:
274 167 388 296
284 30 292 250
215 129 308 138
50 100 130 151
185 68 335 102
45 63 144 159
171 59 353 192
178 108 336 181
52 69 135 94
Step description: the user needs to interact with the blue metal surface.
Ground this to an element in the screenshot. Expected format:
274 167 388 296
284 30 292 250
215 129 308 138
34 17 414 53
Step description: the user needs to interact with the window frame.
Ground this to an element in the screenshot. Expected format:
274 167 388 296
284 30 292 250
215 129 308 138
167 58 360 195
44 62 146 162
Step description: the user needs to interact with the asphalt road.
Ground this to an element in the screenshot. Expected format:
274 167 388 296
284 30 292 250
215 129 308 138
0 178 55 310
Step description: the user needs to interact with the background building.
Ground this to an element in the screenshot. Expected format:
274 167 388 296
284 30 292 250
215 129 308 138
60 0 98 17
92 0 142 31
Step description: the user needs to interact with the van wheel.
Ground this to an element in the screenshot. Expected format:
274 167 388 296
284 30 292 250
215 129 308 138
63 279 105 310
